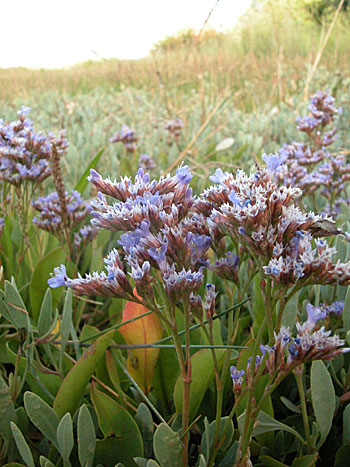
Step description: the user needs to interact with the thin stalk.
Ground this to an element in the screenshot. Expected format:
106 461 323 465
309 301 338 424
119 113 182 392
208 293 241 467
115 356 167 424
182 298 192 467
294 367 313 453
236 316 267 464
170 322 190 467
153 297 249 345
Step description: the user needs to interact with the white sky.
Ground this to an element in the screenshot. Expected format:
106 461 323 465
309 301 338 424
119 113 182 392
0 0 251 69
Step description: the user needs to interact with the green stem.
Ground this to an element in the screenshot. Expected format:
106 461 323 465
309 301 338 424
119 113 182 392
236 315 267 464
208 292 241 467
294 367 313 453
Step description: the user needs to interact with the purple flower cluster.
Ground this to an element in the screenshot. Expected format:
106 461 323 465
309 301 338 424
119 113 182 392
231 309 348 393
0 106 68 186
275 91 347 218
195 160 350 287
164 117 184 138
110 124 138 152
74 225 98 247
32 190 90 234
306 301 344 321
49 165 212 309
297 90 342 134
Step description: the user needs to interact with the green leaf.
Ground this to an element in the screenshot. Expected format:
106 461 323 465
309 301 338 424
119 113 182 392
174 349 225 422
135 403 154 459
198 454 207 467
77 405 96 467
291 453 318 467
281 291 299 329
343 287 350 330
10 422 35 467
218 441 239 467
252 275 265 331
200 416 234 463
39 456 55 467
343 403 350 443
74 148 105 194
37 289 53 337
259 455 289 467
5 280 30 331
153 423 182 467
91 384 143 466
280 396 301 414
29 247 66 322
24 392 60 450
311 360 335 447
0 373 17 443
335 443 350 467
134 458 148 467
6 342 62 403
94 437 140 467
153 348 179 407
57 413 73 466
53 330 115 418
237 410 306 445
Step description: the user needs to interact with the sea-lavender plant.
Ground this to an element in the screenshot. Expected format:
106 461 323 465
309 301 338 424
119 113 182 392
164 117 184 139
0 106 67 187
276 90 347 217
49 159 350 467
110 124 138 152
49 164 212 466
32 190 90 235
32 189 96 259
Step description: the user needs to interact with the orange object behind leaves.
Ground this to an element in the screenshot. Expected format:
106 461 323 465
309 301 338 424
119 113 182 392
119 290 163 394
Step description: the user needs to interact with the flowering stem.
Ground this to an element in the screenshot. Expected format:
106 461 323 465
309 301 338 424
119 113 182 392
208 294 241 467
170 318 191 467
236 315 267 465
260 276 275 343
294 366 313 453
182 297 192 467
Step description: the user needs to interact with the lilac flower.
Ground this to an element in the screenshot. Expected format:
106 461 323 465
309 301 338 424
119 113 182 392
48 250 134 300
324 300 344 315
48 265 73 288
228 191 243 207
163 263 203 303
306 303 327 327
262 153 285 172
209 168 229 186
205 252 239 282
203 283 217 319
88 166 194 233
230 366 245 394
74 225 98 247
148 243 168 271
0 217 4 234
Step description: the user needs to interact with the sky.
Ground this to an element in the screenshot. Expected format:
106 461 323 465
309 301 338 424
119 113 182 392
0 0 251 69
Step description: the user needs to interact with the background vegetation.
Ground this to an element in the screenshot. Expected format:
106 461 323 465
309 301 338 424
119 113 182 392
0 0 349 189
